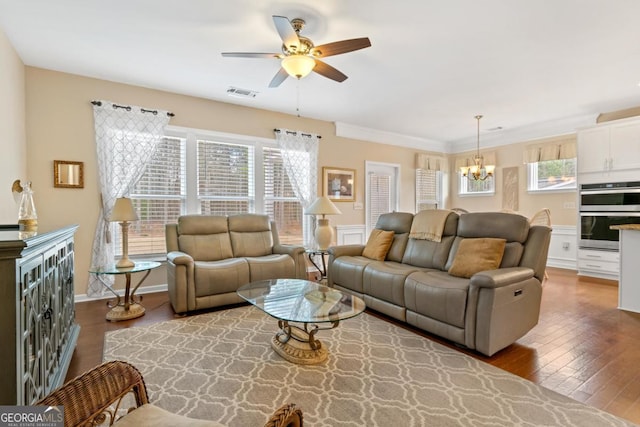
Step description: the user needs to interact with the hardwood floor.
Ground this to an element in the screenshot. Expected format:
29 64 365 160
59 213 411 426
67 267 640 424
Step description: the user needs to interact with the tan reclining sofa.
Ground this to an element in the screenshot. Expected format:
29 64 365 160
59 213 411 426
166 214 307 314
327 210 551 356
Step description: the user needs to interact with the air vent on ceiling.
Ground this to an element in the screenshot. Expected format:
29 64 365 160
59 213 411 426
227 87 258 99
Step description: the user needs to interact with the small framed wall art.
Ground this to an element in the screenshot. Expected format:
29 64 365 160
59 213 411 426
322 166 356 202
54 160 84 188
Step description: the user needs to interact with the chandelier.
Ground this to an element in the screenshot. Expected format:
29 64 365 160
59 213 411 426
460 115 495 181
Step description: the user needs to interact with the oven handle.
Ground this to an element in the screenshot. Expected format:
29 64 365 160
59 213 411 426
580 212 640 217
580 188 640 195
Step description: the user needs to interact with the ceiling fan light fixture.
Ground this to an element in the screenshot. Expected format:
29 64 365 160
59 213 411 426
281 55 316 79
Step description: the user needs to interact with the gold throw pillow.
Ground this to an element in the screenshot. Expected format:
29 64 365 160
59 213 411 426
448 238 507 279
362 229 395 261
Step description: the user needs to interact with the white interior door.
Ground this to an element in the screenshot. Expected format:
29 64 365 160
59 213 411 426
365 161 400 235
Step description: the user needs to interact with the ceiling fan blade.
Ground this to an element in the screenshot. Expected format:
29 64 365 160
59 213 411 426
273 15 300 51
311 37 371 58
221 52 281 59
313 60 348 83
269 67 289 88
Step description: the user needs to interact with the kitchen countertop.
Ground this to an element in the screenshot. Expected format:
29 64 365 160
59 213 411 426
610 224 640 231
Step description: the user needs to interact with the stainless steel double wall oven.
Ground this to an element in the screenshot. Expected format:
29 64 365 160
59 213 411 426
579 181 640 250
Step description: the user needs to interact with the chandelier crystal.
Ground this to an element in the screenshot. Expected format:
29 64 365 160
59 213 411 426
460 115 495 181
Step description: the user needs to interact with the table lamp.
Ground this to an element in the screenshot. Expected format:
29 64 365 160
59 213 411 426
305 196 341 250
110 197 138 268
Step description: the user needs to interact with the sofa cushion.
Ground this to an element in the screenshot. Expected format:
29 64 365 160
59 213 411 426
363 261 422 307
246 254 296 281
374 212 414 262
113 403 224 427
448 238 506 279
362 229 395 260
330 255 373 293
194 258 250 297
404 271 470 329
228 214 273 257
178 234 233 261
177 216 233 261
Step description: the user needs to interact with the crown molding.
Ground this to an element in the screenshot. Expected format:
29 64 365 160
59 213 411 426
335 113 599 155
449 113 599 153
334 122 448 153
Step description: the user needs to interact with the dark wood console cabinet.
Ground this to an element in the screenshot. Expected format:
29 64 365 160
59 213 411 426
0 225 80 404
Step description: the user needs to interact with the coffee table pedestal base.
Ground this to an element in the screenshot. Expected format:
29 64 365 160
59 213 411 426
271 334 328 365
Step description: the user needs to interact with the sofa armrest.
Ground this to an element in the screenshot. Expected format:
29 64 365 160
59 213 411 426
470 267 535 289
273 244 307 279
167 250 194 266
273 244 304 257
328 244 365 258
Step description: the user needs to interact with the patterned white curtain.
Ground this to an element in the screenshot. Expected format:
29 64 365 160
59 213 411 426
274 128 319 247
87 100 172 296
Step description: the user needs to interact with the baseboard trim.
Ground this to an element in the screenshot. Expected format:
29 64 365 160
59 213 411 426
74 284 168 303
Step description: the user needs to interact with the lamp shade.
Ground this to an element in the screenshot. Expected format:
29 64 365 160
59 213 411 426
282 55 316 79
110 197 138 222
305 196 342 216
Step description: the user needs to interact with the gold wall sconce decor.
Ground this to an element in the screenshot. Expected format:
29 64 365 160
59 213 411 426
53 160 84 188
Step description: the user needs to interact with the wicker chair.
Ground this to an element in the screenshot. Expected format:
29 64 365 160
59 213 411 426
37 361 303 427
529 208 552 281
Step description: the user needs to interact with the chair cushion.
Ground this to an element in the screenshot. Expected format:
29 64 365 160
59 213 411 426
362 229 395 260
112 404 225 427
448 238 506 278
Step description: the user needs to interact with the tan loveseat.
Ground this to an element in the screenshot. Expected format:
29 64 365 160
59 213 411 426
166 214 306 314
328 211 551 356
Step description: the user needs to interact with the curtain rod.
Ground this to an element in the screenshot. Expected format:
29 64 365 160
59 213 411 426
273 128 321 139
91 100 175 117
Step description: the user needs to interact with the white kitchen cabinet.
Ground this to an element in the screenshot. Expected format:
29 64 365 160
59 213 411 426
577 248 619 280
578 117 640 175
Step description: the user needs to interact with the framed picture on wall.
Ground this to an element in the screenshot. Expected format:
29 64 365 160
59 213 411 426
322 167 356 202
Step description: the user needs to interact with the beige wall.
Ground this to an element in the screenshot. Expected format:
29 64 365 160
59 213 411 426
448 137 578 225
0 29 26 223
24 68 430 295
20 67 579 297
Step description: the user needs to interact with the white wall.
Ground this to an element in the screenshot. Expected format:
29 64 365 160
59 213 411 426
0 28 26 223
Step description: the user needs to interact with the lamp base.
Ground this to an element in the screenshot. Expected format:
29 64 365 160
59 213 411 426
315 218 333 250
116 258 135 269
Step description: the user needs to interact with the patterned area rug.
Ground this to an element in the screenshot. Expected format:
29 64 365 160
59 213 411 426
104 306 634 426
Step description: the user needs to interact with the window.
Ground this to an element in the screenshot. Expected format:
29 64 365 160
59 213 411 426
198 140 254 214
263 147 303 245
458 173 495 195
128 137 186 256
416 169 442 211
527 158 577 192
120 130 308 257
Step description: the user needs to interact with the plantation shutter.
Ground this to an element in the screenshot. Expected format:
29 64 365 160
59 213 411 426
416 169 440 211
368 172 391 230
197 140 254 215
263 147 303 244
126 137 186 256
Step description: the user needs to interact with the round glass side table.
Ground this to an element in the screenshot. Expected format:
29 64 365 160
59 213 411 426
89 261 161 321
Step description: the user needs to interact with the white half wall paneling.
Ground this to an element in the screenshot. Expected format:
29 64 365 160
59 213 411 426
336 224 367 245
547 225 577 270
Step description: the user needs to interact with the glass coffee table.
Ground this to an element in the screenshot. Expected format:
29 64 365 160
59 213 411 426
237 279 366 365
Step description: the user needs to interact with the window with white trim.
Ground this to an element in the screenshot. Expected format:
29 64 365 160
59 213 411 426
128 136 186 256
119 130 307 257
416 168 442 211
527 158 577 192
458 173 495 195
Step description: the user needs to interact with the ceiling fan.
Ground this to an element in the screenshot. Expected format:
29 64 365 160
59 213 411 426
222 15 371 87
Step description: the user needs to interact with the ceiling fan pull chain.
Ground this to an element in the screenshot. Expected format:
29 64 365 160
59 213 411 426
296 79 301 118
